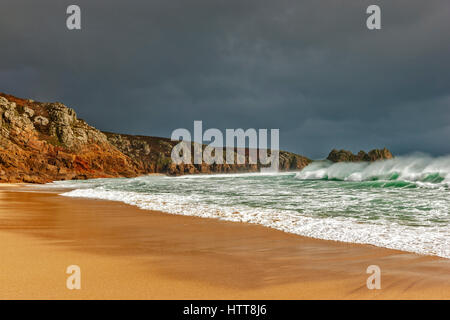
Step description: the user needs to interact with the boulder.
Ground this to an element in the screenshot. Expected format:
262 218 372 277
21 106 35 118
34 116 49 126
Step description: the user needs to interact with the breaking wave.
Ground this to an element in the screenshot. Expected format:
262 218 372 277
296 154 450 187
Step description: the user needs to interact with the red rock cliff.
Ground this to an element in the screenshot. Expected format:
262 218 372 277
0 93 141 183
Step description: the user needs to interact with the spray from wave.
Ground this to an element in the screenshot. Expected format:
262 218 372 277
296 154 450 186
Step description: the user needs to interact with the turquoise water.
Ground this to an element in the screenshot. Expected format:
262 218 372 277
48 154 450 258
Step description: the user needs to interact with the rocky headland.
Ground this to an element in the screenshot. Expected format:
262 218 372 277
327 148 393 163
0 93 312 183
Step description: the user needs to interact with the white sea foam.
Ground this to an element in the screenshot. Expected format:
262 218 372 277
296 154 450 184
43 154 450 259
60 187 449 258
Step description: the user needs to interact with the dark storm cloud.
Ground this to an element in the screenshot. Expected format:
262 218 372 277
1 0 449 158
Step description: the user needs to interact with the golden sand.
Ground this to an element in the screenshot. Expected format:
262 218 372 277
0 185 449 299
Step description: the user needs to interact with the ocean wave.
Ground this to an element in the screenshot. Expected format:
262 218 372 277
61 187 450 258
296 154 450 186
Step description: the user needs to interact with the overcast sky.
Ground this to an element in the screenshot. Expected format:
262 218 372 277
1 0 449 158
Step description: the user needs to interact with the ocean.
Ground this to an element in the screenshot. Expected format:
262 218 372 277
48 154 450 258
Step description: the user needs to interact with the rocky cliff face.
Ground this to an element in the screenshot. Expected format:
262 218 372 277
0 93 311 183
104 132 312 175
0 93 139 183
327 148 393 163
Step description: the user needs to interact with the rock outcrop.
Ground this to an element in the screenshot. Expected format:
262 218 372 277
0 93 311 183
327 148 393 163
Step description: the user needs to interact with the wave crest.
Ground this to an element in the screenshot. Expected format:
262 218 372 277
296 154 450 185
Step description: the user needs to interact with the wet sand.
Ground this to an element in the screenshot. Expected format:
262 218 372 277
0 185 449 299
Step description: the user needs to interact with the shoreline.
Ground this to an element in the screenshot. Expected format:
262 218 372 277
0 185 449 299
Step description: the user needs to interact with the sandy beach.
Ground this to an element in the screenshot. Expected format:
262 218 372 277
0 184 449 300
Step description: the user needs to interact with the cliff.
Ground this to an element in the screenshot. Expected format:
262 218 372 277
0 93 140 183
104 132 311 175
0 93 311 183
327 148 393 163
